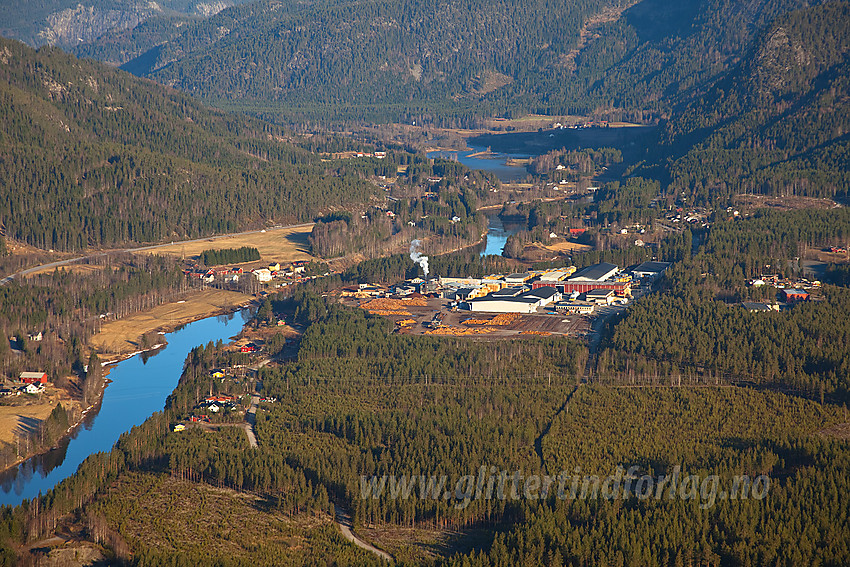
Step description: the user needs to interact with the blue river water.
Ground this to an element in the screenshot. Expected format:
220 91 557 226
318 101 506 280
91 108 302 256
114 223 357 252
0 309 251 507
481 214 523 257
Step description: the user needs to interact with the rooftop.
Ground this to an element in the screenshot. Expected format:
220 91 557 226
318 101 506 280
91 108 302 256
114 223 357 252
491 286 526 298
632 261 672 274
521 286 560 300
568 263 619 282
539 270 574 281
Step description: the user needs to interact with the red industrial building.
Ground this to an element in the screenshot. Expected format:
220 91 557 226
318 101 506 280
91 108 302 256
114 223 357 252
531 262 632 296
782 289 809 302
19 372 47 384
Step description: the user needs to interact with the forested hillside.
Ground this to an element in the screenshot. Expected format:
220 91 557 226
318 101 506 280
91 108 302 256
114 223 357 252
660 1 850 202
0 37 386 250
58 0 834 128
0 0 254 48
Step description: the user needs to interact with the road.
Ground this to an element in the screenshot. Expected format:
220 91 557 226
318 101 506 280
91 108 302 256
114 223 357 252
244 359 391 562
334 506 393 562
0 223 315 285
244 391 259 448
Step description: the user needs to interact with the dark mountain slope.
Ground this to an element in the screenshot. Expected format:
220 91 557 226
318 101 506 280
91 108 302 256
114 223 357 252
0 37 379 250
79 0 834 126
659 1 850 201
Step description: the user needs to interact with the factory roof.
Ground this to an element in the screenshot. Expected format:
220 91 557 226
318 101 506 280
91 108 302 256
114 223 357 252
521 286 560 300
539 270 574 281
632 261 672 275
504 272 534 282
568 262 619 282
585 288 615 298
490 286 526 298
471 295 538 305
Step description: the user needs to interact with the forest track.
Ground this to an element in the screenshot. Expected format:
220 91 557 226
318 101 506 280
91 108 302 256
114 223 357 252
334 506 393 562
534 384 580 475
245 373 391 561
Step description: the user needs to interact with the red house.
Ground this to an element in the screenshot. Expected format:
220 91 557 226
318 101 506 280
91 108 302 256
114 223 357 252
20 372 47 384
240 343 258 353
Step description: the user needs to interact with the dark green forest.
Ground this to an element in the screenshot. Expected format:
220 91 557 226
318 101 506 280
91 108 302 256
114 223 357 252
0 37 394 251
201 246 261 266
74 0 837 129
1 286 847 565
600 208 850 400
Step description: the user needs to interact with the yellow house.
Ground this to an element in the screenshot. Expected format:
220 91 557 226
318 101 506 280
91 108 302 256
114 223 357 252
173 424 186 432
269 262 281 272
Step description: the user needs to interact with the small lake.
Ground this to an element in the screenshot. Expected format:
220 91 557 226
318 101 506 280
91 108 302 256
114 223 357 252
0 309 251 507
427 145 531 183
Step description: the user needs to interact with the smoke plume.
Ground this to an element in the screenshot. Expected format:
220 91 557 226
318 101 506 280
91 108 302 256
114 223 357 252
409 240 429 277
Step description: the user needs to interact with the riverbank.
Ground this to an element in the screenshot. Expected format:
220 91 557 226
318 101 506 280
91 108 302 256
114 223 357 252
0 373 106 477
0 291 254 479
90 289 255 357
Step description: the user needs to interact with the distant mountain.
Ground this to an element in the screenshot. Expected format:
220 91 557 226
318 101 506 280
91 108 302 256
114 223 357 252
54 0 832 127
658 1 850 202
0 37 380 251
0 0 252 49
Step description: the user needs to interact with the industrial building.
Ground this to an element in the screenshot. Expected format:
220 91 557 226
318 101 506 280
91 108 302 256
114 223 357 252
585 289 616 305
555 302 595 314
782 289 809 302
465 286 562 313
632 261 672 280
532 262 632 296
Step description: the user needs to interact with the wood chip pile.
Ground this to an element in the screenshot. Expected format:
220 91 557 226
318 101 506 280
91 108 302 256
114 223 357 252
463 313 521 326
426 326 496 335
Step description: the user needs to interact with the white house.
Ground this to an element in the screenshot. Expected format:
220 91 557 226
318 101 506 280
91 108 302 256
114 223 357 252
253 268 273 282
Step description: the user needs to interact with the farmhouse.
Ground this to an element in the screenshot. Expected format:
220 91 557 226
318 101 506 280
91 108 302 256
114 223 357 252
252 268 273 282
19 371 47 384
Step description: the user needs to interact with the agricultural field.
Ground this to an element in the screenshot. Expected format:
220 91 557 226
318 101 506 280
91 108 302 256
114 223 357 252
90 289 252 355
138 225 316 265
0 386 81 447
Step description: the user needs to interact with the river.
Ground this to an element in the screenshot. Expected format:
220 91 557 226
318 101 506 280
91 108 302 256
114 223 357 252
480 214 524 257
0 309 251 507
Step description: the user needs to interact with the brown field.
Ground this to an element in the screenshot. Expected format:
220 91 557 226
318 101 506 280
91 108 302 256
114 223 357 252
734 194 841 211
92 472 355 562
90 289 253 355
25 263 116 278
358 523 493 563
137 225 316 264
543 240 593 253
819 422 850 440
0 386 81 446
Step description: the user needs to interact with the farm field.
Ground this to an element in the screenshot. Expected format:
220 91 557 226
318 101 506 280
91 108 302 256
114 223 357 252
90 289 253 355
137 225 316 265
0 386 81 446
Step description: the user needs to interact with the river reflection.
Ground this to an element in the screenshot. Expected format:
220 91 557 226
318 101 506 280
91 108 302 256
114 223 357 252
0 308 250 506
